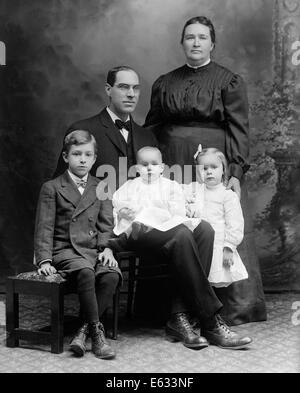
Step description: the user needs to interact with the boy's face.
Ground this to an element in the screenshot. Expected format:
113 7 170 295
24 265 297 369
136 149 164 183
63 142 96 178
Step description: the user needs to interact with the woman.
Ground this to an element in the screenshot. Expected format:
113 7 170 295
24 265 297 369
144 16 267 325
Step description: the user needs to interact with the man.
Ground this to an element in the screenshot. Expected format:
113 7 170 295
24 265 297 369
54 66 157 190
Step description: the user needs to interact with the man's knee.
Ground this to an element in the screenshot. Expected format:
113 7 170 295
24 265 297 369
194 220 215 242
173 224 194 241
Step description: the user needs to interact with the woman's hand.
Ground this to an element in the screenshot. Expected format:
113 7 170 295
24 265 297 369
226 177 241 200
98 248 118 268
223 247 234 268
118 207 137 221
38 262 57 276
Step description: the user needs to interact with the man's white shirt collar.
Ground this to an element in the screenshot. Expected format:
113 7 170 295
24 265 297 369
106 107 130 142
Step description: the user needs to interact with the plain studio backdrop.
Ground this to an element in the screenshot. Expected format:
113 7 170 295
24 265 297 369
0 0 299 292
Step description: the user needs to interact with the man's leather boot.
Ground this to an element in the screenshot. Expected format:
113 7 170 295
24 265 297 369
166 312 209 349
202 314 252 349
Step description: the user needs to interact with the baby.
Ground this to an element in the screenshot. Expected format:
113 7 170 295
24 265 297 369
112 146 189 237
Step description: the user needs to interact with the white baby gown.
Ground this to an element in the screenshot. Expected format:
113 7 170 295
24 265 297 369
112 176 191 236
184 182 248 288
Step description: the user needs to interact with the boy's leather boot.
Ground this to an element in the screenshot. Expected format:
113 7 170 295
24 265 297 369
69 323 89 357
89 322 116 359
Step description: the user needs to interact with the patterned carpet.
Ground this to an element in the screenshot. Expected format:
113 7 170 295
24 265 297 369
0 293 299 373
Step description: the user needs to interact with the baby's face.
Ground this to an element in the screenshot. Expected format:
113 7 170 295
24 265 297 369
197 153 223 186
136 150 164 183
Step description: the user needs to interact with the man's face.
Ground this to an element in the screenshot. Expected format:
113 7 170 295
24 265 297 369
105 70 140 117
62 142 96 178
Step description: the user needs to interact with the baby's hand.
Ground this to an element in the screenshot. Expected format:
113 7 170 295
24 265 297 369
118 207 137 221
223 247 234 268
38 262 57 276
186 203 201 218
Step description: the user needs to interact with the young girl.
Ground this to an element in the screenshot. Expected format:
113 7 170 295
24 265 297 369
185 146 248 288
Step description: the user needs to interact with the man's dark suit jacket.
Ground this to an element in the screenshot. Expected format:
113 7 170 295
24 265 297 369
53 108 158 187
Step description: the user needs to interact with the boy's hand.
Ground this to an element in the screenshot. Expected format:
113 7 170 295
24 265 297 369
38 262 57 276
186 203 201 218
98 248 118 268
223 247 234 268
118 207 137 221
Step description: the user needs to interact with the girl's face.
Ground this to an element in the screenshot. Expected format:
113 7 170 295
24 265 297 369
198 153 223 186
181 23 214 66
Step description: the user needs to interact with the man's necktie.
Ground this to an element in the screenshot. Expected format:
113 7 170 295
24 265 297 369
76 180 87 188
115 119 131 131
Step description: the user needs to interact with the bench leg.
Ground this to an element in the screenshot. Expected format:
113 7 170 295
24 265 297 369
112 288 120 340
6 279 19 348
51 284 64 354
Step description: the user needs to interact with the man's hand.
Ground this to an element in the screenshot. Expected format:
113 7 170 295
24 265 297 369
38 262 57 276
98 248 118 268
118 207 137 221
223 247 234 268
226 177 241 199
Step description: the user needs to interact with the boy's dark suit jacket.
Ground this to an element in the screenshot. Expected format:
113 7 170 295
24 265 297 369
53 108 158 182
34 171 121 277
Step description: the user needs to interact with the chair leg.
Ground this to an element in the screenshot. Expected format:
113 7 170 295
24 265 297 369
50 284 64 354
127 256 137 318
6 279 19 348
112 288 120 340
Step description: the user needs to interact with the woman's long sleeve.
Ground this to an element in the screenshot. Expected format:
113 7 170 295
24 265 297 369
144 75 165 129
222 74 250 180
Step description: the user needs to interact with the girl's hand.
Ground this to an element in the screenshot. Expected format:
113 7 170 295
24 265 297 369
98 248 118 268
223 247 234 268
118 207 137 221
226 177 241 200
38 263 57 276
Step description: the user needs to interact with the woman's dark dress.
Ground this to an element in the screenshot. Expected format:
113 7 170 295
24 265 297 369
144 61 267 325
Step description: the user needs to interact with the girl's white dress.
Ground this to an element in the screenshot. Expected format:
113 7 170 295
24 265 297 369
113 176 190 236
184 182 248 288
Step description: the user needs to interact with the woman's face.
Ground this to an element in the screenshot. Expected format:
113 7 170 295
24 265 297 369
182 23 214 66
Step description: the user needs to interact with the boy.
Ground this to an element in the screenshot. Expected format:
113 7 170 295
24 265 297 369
34 130 121 359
